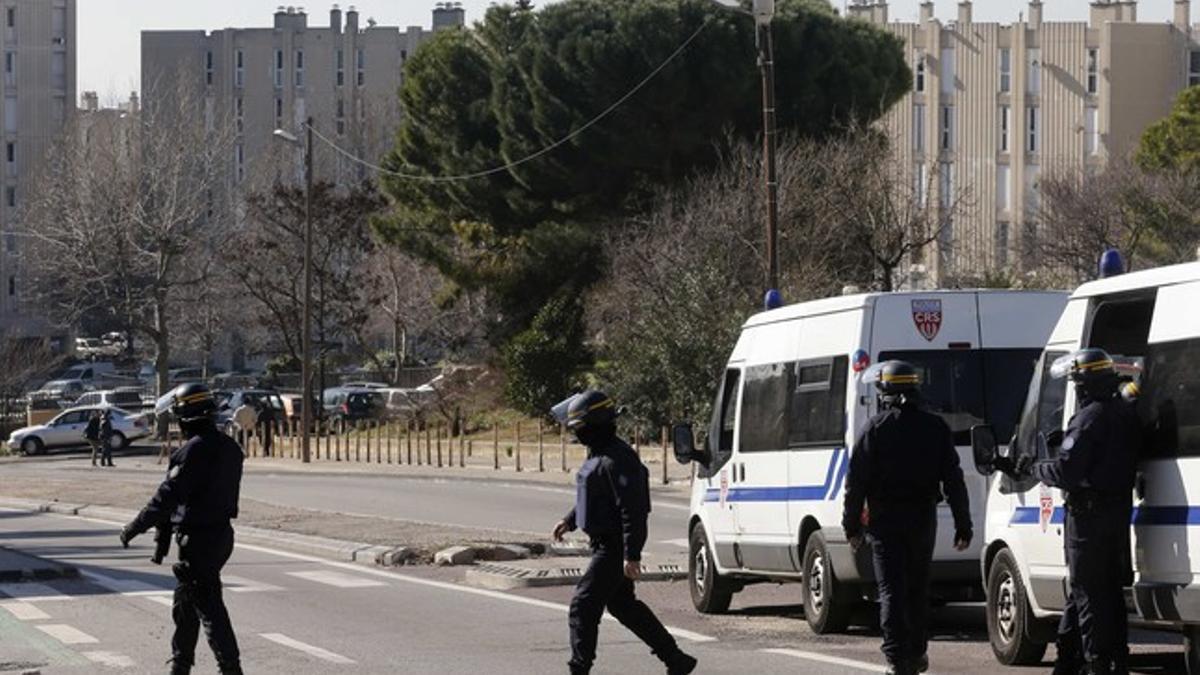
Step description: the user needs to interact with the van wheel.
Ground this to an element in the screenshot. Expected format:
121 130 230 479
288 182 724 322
108 432 127 451
688 524 734 614
21 437 44 456
986 548 1048 665
1186 625 1200 675
802 531 852 634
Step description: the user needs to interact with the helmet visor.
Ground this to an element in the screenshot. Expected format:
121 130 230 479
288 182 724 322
860 362 886 386
550 394 583 426
154 390 176 418
1049 352 1116 380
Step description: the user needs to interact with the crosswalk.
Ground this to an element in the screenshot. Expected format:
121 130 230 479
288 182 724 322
0 565 391 670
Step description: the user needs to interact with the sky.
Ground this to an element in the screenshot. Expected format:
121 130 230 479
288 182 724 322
79 0 1186 99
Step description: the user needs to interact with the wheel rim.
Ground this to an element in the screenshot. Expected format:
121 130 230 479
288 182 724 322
21 439 35 454
995 572 1018 644
808 552 826 613
693 541 709 595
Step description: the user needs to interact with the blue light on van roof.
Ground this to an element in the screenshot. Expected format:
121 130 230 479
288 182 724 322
1099 248 1125 278
764 289 783 311
852 350 871 373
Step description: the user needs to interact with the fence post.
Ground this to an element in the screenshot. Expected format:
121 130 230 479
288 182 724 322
661 426 669 485
336 419 343 462
406 422 413 465
560 424 567 472
538 420 545 472
387 421 393 464
368 421 375 463
291 419 298 459
425 425 432 465
515 421 522 472
459 431 465 468
468 439 474 464
493 425 500 470
436 424 443 468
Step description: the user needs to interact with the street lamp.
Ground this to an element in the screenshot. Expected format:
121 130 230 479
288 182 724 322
273 118 314 464
710 0 780 305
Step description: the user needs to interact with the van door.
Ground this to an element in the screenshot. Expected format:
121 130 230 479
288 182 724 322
1133 281 1200 622
700 369 741 566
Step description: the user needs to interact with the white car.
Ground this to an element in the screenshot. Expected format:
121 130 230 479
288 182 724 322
7 406 152 456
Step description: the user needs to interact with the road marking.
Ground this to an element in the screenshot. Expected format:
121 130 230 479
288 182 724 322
223 574 283 593
83 570 170 594
660 538 689 548
260 632 356 664
763 648 888 673
0 582 72 601
82 651 136 668
0 600 49 620
144 595 174 607
237 543 718 643
37 623 99 645
287 570 387 588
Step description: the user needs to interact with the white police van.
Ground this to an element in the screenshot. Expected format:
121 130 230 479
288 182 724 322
672 289 1068 633
972 260 1200 670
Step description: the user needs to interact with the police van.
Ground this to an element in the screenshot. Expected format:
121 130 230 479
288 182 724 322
671 289 1068 633
971 260 1200 670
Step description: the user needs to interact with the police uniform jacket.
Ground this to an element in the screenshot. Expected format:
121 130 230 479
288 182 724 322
563 438 651 562
129 428 244 535
1031 396 1140 501
842 403 972 539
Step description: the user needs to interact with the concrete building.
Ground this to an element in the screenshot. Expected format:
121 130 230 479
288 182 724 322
141 4 463 194
848 0 1195 283
0 0 75 335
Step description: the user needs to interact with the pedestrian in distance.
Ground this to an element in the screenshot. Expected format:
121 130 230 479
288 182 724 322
232 398 257 450
550 390 697 675
994 348 1141 675
120 383 245 675
99 407 116 467
84 410 102 467
256 398 275 457
842 361 972 675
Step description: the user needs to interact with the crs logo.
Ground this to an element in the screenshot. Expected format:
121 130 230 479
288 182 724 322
911 299 943 342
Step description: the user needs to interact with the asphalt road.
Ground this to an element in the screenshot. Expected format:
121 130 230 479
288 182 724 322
0 449 692 556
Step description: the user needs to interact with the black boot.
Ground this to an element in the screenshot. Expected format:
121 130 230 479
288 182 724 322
1052 642 1084 675
915 653 929 673
666 651 697 675
167 658 191 675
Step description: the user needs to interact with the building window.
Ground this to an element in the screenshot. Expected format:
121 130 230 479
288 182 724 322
336 98 345 136
205 51 213 86
1086 48 1098 95
4 230 15 252
913 104 925 153
294 49 304 87
1026 48 1041 95
235 97 243 134
938 163 954 268
274 97 283 128
336 49 344 87
997 164 1011 211
940 48 954 95
8 275 14 298
995 221 1009 268
51 7 64 40
3 95 14 133
5 142 14 176
5 7 12 28
999 48 1011 93
914 162 928 208
999 105 1010 153
274 49 284 88
940 105 953 152
1026 106 1039 153
51 52 64 89
938 162 953 210
915 53 925 93
1024 164 1040 217
1085 106 1099 156
356 48 365 86
235 49 244 88
1190 51 1200 87
3 51 12 86
235 143 245 183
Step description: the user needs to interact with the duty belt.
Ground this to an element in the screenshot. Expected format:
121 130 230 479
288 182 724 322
1065 490 1130 515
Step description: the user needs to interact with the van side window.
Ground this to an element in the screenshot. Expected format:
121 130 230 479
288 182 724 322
1140 337 1200 459
1014 350 1067 461
789 355 849 446
740 363 790 452
701 369 740 478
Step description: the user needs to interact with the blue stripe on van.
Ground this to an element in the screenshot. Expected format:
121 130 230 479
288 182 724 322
1010 506 1200 526
827 449 852 501
702 447 845 503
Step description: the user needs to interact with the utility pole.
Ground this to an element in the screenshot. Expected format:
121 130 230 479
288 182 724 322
758 17 779 293
301 118 314 463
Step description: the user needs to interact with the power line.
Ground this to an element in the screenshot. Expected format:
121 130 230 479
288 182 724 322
306 17 713 183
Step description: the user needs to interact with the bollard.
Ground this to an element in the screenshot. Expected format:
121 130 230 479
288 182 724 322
515 421 522 472
661 427 669 485
538 420 545 473
436 424 443 468
493 425 500 470
560 424 567 472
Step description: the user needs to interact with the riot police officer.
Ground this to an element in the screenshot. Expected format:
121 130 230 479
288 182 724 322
997 348 1140 675
550 390 697 675
119 383 245 675
842 361 972 675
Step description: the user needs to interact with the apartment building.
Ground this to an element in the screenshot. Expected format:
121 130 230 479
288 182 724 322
0 0 75 335
141 4 463 194
849 0 1193 283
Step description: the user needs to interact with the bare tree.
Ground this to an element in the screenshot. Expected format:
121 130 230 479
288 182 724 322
22 77 235 396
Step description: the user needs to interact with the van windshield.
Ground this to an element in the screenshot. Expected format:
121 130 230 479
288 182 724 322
878 349 1041 445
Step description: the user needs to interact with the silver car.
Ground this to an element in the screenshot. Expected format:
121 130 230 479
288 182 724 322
7 406 152 456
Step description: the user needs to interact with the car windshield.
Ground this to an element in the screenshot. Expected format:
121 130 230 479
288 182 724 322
878 349 1041 445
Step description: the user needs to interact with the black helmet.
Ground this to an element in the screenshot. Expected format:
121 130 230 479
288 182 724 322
1050 348 1119 401
169 383 218 423
551 390 620 431
874 360 921 396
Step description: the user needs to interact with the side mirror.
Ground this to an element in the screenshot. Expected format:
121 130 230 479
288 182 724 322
672 423 709 466
970 424 998 476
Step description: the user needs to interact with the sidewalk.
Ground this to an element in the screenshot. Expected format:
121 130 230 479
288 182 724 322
0 544 78 582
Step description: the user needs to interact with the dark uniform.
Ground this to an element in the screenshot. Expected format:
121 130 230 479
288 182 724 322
552 391 695 675
99 410 115 467
842 361 972 675
1025 349 1140 675
121 384 245 675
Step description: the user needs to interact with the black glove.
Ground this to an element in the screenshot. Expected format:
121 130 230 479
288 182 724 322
992 455 1016 475
118 524 137 549
1014 454 1034 475
955 528 973 548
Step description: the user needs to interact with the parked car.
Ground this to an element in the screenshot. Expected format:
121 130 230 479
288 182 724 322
340 381 388 390
75 337 121 359
322 387 385 425
210 370 261 390
41 362 119 398
8 405 152 455
215 389 285 433
73 387 148 410
279 393 322 425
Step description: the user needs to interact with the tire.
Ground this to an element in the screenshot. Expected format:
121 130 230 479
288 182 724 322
21 437 43 456
802 530 853 634
108 432 127 450
688 524 735 614
986 548 1048 666
1186 625 1200 675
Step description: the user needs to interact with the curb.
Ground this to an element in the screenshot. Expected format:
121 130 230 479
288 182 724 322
465 558 687 590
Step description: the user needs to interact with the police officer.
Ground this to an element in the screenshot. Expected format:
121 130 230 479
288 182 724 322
997 348 1140 675
550 390 697 675
842 361 972 675
119 383 245 675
